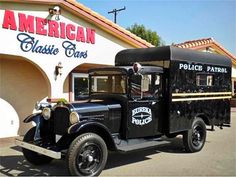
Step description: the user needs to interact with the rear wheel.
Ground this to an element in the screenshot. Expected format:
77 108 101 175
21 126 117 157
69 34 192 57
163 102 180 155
22 127 53 165
67 133 108 176
183 118 206 153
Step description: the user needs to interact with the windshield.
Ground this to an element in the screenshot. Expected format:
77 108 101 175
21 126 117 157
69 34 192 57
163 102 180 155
90 71 127 94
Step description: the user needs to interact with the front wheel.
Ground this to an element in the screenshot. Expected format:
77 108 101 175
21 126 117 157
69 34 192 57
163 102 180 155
22 127 53 165
67 133 108 176
183 118 206 153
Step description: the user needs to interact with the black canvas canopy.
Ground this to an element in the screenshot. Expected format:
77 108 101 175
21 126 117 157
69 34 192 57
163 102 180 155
115 46 232 67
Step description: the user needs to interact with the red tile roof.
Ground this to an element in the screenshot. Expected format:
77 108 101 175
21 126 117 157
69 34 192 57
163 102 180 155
174 38 236 63
65 0 153 48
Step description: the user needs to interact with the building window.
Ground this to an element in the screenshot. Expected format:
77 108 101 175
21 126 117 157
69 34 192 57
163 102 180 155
196 74 214 86
72 73 89 101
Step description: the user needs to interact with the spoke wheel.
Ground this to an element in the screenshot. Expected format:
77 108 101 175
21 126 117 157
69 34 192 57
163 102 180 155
192 125 204 147
67 133 107 176
183 118 206 153
76 142 102 175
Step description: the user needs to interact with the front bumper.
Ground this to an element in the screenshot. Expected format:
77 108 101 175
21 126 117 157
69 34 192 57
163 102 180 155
15 137 61 159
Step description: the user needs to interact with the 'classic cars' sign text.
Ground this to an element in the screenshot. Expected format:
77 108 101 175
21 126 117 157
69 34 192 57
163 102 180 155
1 10 95 58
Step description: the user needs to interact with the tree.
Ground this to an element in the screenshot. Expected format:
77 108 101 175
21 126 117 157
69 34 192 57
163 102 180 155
127 23 164 47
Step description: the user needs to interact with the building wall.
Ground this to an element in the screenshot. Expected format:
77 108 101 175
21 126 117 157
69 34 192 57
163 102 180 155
0 2 136 137
230 65 236 106
63 74 70 99
0 57 50 136
0 2 135 100
232 66 236 78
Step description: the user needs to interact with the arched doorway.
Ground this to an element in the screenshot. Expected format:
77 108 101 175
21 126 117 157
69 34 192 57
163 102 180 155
0 54 51 137
0 98 19 138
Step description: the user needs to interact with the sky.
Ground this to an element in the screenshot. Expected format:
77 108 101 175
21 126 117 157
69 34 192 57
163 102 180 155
78 0 236 56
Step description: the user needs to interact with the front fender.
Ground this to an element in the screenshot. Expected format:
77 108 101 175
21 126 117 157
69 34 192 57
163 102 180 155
23 113 42 140
68 121 117 151
23 113 42 123
68 121 110 134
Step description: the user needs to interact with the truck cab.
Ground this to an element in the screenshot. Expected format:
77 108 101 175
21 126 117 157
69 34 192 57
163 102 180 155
88 65 165 139
16 46 232 176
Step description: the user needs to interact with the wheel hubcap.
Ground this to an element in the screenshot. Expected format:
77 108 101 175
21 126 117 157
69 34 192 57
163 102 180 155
192 125 203 147
76 142 102 176
87 155 94 162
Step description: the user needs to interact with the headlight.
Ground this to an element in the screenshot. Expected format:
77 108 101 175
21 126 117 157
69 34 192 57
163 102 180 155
70 112 80 124
42 107 51 120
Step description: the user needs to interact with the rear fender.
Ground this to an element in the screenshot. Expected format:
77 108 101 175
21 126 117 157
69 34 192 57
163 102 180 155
67 121 117 151
195 114 210 126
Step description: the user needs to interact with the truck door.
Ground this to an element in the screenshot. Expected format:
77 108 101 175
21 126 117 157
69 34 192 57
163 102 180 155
126 74 163 138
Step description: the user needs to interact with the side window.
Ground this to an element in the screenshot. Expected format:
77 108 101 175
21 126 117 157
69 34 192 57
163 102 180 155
130 74 142 97
196 74 214 86
153 74 162 96
130 74 161 98
207 75 213 86
130 74 152 97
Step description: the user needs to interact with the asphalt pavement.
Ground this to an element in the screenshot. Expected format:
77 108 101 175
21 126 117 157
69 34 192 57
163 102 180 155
0 112 236 176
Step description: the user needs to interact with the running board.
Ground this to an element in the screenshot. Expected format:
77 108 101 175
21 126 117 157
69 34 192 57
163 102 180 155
15 137 61 159
115 137 170 152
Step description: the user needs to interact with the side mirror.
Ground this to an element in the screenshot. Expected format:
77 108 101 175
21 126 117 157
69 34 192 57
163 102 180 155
141 75 149 92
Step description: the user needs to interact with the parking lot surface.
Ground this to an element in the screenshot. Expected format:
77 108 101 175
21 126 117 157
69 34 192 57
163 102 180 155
0 112 236 176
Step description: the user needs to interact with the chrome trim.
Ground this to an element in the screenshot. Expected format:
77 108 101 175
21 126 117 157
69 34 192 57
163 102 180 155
172 96 232 102
172 92 232 97
15 137 61 159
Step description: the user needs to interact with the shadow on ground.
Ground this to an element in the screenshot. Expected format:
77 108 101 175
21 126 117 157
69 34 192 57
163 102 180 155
0 155 67 176
0 137 186 176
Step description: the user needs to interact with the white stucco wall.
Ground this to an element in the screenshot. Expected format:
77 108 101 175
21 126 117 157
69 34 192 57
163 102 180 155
0 2 137 137
232 65 236 78
0 2 134 99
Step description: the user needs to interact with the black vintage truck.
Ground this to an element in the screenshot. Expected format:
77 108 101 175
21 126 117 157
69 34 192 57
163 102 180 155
16 46 232 176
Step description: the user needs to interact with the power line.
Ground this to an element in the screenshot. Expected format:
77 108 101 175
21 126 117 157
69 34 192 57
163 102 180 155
108 6 126 24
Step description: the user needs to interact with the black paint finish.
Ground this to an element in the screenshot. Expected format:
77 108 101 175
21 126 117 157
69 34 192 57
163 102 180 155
115 46 231 67
23 46 232 154
169 61 231 133
115 46 232 134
